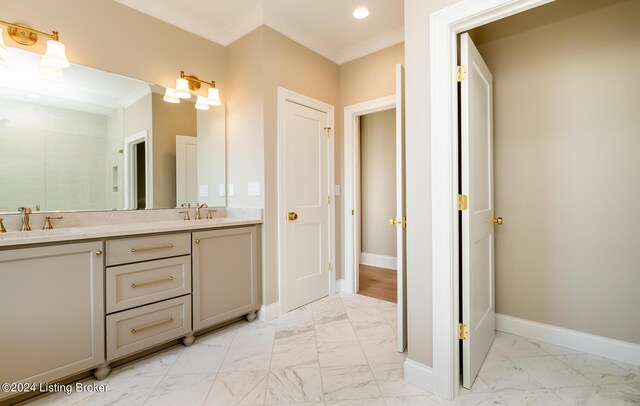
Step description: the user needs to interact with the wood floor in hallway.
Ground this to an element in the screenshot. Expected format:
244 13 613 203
358 264 397 303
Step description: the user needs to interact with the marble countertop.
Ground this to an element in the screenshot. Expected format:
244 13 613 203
0 217 262 248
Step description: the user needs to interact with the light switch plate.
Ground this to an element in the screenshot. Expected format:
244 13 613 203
228 183 235 197
199 185 209 197
248 182 261 196
219 184 226 197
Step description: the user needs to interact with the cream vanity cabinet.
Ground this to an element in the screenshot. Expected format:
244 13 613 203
103 233 193 368
0 242 104 401
192 226 260 330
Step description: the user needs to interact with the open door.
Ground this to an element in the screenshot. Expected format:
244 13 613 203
460 33 495 388
395 64 407 352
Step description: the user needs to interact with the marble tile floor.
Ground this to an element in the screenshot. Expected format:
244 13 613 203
28 293 640 406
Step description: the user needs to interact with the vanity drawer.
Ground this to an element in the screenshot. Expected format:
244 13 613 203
106 233 191 266
106 295 191 361
106 256 192 313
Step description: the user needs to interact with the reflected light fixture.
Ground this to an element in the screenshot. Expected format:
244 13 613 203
353 7 370 19
0 28 7 67
0 19 70 74
164 71 221 109
163 87 180 103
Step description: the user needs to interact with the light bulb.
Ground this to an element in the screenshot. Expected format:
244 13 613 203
195 95 210 110
174 78 191 99
163 88 180 104
353 7 370 19
207 87 221 106
41 40 70 69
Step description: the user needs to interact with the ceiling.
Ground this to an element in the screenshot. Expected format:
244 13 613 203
114 0 404 64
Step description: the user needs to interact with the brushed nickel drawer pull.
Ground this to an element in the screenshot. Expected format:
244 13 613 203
130 317 174 334
130 276 174 289
130 243 174 253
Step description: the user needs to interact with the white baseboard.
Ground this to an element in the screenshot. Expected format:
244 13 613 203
335 278 351 293
257 302 281 322
404 359 433 393
496 314 640 366
360 252 397 270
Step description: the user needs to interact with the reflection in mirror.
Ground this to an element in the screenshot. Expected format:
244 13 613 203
0 46 225 213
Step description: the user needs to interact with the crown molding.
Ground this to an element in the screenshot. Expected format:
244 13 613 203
338 26 404 64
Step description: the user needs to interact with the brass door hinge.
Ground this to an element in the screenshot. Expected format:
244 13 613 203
458 194 468 211
328 262 332 272
457 65 467 82
324 127 332 137
351 209 355 216
459 323 469 340
328 196 331 204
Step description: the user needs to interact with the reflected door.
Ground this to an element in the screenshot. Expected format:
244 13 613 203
176 135 198 205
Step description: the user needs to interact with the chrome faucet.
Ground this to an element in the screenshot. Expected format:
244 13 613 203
18 207 32 232
195 203 208 220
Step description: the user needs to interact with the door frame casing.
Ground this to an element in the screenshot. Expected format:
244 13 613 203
276 87 335 315
123 129 153 209
429 0 555 400
343 95 397 294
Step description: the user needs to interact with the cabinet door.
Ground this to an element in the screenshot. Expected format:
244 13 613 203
193 226 259 330
0 242 104 399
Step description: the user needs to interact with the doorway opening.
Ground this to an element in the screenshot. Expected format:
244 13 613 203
437 0 640 398
135 141 146 209
344 64 406 353
357 109 398 303
123 129 153 210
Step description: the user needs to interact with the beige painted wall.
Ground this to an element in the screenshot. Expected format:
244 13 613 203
338 43 405 280
1 0 226 96
360 109 397 258
151 93 197 209
404 0 461 368
472 0 640 344
225 27 339 305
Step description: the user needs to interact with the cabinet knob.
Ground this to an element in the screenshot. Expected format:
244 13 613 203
194 239 200 244
492 216 503 226
96 250 103 256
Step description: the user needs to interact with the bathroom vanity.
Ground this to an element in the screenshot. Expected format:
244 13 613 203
0 214 261 402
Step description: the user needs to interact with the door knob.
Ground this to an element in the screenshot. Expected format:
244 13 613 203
492 216 503 225
288 212 299 221
389 218 397 226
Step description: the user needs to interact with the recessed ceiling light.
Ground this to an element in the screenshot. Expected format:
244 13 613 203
353 7 370 19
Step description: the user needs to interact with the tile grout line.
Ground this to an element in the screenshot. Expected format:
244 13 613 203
200 324 240 406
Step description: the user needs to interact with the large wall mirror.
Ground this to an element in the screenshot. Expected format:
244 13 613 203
0 46 226 213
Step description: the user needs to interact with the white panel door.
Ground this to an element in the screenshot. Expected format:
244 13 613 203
460 32 495 389
284 100 330 311
176 135 198 205
395 64 407 352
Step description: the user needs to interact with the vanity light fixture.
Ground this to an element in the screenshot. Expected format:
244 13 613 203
164 71 221 108
0 19 70 74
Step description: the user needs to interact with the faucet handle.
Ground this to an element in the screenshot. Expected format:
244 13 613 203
43 216 63 230
178 211 191 221
181 203 191 209
18 206 32 214
206 209 218 219
0 218 6 233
